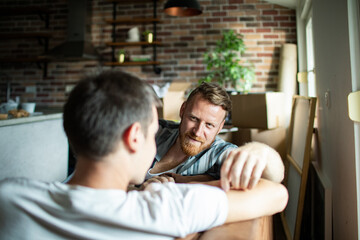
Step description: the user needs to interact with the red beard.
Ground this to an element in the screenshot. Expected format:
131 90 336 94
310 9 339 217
179 131 210 156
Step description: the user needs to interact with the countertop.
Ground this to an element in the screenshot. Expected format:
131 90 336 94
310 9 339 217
0 107 63 127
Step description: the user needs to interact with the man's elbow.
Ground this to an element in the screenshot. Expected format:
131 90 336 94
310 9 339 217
277 184 289 213
263 164 285 183
274 169 285 183
277 161 285 183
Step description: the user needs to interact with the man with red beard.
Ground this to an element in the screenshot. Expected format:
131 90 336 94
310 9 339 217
142 82 284 191
0 71 288 239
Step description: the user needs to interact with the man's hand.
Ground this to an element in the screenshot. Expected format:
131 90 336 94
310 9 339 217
141 174 175 190
164 173 216 183
220 142 284 191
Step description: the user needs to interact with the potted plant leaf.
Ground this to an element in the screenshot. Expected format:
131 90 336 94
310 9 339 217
143 30 153 43
118 49 126 63
200 30 255 93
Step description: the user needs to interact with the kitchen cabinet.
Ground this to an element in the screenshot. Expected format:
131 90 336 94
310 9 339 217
104 0 161 74
0 7 52 77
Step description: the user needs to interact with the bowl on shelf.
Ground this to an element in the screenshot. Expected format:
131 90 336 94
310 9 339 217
130 54 151 62
21 102 36 114
0 102 18 114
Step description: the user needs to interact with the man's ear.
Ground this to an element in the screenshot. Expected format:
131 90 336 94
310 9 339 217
216 119 225 135
123 122 143 153
179 101 186 119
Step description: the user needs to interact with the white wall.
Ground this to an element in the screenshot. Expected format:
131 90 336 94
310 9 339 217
310 0 358 238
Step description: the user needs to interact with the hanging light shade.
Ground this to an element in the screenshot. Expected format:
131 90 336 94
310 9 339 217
164 0 202 17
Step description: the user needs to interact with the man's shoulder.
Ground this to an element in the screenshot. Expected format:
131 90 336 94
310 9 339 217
1 177 48 192
0 178 60 202
156 119 180 142
0 177 49 187
211 136 237 150
0 178 44 205
159 119 180 129
193 138 236 163
0 177 32 190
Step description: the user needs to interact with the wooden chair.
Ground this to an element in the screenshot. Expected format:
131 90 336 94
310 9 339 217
281 95 317 240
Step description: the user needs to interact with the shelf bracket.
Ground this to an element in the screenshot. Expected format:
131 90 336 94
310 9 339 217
106 0 161 74
110 2 118 63
38 13 50 29
152 0 160 74
153 64 161 74
36 62 48 78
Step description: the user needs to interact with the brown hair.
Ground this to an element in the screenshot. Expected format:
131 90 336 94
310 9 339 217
187 82 232 117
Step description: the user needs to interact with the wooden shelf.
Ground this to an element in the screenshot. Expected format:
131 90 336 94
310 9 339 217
105 18 160 25
105 0 161 3
0 56 50 63
103 61 160 66
105 0 162 73
0 6 52 77
0 7 52 16
105 41 161 47
0 56 50 78
0 32 52 40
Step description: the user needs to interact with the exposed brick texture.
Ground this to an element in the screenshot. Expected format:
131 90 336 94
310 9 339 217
0 0 296 107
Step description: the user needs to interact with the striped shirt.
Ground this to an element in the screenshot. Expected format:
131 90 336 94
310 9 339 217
145 119 237 180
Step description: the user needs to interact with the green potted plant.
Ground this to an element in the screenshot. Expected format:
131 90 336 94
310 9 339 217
201 30 255 93
118 49 126 63
143 30 153 43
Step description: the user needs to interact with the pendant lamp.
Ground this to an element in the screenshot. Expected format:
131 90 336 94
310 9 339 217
164 0 202 17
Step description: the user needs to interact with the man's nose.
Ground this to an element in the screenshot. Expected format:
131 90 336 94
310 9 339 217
193 122 204 136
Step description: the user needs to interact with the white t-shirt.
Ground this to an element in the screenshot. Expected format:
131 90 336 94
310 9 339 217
0 178 228 240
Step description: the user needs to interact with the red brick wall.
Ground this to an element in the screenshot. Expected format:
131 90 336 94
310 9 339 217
0 0 296 107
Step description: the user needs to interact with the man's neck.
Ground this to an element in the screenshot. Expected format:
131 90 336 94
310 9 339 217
150 137 188 174
67 157 129 190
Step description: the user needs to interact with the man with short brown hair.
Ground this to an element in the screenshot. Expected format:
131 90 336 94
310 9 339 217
143 82 284 191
